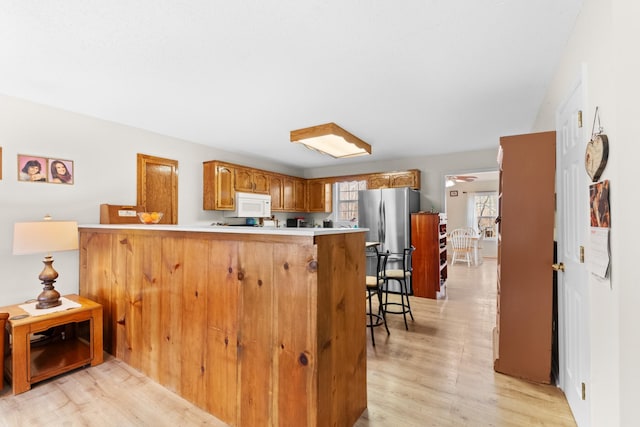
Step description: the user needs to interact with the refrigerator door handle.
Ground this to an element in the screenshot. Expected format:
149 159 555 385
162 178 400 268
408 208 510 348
380 200 386 244
377 201 382 243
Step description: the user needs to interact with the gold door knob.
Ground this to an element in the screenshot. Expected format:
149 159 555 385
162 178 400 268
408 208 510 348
552 263 565 272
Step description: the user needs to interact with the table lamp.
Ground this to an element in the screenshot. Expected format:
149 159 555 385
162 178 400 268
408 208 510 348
12 216 79 309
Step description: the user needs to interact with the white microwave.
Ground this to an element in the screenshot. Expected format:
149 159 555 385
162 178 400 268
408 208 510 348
224 192 271 218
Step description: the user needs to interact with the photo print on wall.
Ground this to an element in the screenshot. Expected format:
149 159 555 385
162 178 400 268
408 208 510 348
17 155 74 184
18 154 48 182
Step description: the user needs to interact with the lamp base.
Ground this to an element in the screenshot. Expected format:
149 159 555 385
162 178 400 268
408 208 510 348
36 255 62 309
36 289 62 309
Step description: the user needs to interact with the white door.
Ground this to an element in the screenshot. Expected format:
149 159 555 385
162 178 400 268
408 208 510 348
556 76 590 426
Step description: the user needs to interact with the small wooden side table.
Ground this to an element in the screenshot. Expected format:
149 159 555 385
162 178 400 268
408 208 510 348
1 294 103 394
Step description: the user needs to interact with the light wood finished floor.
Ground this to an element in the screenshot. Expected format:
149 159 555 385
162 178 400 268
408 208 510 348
0 259 576 426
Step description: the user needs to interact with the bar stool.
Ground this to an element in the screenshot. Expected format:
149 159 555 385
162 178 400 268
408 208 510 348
366 250 390 346
382 246 415 330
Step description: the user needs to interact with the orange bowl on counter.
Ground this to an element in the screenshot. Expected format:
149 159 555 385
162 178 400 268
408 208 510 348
137 212 163 224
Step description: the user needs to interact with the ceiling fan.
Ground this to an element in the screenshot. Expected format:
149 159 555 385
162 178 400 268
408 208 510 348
445 175 477 187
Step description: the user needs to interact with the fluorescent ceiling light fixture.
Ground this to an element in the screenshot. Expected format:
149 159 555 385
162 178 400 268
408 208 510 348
290 122 371 158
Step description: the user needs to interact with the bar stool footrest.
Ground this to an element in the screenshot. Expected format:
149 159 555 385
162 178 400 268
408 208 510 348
382 302 412 315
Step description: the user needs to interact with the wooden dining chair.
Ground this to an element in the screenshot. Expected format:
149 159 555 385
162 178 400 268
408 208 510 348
450 228 473 266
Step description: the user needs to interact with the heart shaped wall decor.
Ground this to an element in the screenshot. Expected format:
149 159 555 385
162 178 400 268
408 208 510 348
585 134 609 182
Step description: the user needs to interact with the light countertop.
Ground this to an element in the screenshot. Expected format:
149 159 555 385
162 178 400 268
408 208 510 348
79 224 367 237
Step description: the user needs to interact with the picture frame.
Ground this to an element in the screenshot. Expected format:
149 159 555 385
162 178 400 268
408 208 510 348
48 158 74 184
450 190 459 197
17 154 75 184
17 154 48 182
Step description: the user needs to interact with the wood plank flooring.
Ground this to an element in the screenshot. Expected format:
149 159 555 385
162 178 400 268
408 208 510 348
0 258 576 426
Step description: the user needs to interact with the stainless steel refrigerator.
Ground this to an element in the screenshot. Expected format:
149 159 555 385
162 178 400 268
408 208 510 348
358 187 420 293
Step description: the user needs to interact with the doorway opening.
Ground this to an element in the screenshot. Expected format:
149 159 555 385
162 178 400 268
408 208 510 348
443 170 499 262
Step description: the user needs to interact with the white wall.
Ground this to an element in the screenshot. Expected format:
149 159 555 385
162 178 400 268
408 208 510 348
612 1 640 425
0 95 303 306
533 0 640 424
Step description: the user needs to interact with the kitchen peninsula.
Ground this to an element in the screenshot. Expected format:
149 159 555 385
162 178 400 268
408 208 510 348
79 224 366 426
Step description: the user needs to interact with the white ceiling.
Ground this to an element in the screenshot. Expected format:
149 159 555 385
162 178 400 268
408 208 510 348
0 1 582 169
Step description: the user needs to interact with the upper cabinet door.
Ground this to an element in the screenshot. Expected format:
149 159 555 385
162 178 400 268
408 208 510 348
367 174 390 189
293 178 307 212
204 161 235 211
390 170 420 189
235 167 254 192
270 175 284 211
283 177 307 212
215 164 235 210
307 180 332 212
367 170 420 190
235 167 270 194
252 171 270 194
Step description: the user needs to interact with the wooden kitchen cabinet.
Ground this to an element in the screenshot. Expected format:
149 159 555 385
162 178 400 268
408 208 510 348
293 179 307 212
367 174 391 189
205 159 420 213
203 161 235 210
283 176 294 211
269 174 284 211
366 170 420 190
254 172 270 193
283 176 307 212
391 170 420 188
294 178 307 211
307 179 332 212
493 131 555 384
235 166 270 194
204 161 272 211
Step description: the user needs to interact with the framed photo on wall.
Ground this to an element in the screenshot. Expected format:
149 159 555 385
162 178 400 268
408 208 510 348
450 190 459 197
17 154 48 182
48 158 74 184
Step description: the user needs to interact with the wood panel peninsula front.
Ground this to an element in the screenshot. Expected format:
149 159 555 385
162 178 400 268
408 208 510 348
79 224 367 426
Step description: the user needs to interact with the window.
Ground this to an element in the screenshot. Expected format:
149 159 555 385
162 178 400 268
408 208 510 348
470 192 498 239
333 180 367 227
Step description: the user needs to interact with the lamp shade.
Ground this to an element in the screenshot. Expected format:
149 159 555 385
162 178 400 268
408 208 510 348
290 122 371 158
13 220 79 255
